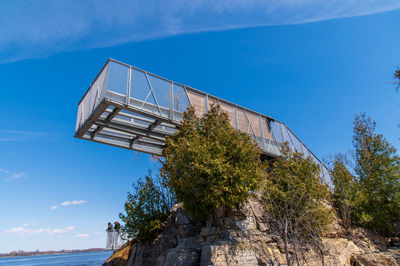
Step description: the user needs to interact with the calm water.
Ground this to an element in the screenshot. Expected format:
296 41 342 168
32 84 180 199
0 251 113 266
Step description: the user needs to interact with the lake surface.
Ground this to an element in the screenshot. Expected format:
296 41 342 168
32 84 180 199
0 250 113 266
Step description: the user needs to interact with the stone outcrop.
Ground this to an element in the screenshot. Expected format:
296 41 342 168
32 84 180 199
104 241 132 266
104 195 399 266
352 249 400 266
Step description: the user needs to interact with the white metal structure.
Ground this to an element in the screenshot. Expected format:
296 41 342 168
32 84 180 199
75 59 331 183
106 229 126 250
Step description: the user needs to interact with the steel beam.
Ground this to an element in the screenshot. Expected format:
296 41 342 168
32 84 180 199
91 107 121 139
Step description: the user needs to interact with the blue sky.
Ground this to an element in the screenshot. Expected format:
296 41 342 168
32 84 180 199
0 1 399 253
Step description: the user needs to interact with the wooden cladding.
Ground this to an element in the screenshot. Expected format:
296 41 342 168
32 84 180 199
219 101 236 128
186 90 206 117
186 89 272 140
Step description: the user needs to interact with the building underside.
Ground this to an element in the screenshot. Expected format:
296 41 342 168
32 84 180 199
74 59 331 183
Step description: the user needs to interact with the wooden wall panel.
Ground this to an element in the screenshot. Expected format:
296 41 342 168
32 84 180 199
261 118 272 139
247 112 261 137
220 102 236 128
207 97 218 111
236 108 249 133
186 90 274 142
186 90 205 117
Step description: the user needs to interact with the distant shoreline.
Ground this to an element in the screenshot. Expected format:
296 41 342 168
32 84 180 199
0 248 109 258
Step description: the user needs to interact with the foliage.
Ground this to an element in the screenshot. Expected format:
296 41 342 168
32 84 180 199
351 113 400 234
161 103 265 221
331 157 355 229
263 144 332 265
119 171 175 241
394 68 400 92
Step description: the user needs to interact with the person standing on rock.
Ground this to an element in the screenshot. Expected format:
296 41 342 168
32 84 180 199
113 221 121 249
105 222 113 249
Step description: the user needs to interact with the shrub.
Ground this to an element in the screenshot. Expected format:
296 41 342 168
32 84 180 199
331 157 355 229
263 144 332 265
161 103 265 221
119 172 175 241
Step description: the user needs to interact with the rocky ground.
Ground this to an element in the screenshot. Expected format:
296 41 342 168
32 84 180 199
104 195 400 265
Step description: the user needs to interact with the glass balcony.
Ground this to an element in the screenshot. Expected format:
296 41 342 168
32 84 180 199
75 59 331 185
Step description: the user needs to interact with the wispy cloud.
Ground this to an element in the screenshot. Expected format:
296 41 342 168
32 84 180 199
0 168 27 181
0 0 399 63
47 226 75 235
0 130 66 142
61 200 86 207
4 223 75 236
50 200 86 210
73 233 89 238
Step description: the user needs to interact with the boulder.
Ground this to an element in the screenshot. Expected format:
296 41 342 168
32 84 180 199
352 249 400 266
103 242 131 266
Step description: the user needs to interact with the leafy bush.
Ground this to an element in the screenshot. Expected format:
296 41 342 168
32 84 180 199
263 144 332 265
119 172 175 241
161 103 265 221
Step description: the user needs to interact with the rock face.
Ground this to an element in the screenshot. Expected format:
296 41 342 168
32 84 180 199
104 241 132 266
104 196 398 266
352 249 400 266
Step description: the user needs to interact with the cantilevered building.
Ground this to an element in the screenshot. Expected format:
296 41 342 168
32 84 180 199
74 59 330 182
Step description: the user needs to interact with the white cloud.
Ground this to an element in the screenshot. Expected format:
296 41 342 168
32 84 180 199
4 224 75 236
10 172 26 179
74 233 89 238
47 226 75 235
0 0 399 63
0 168 27 181
61 200 86 206
4 227 45 235
50 200 86 211
0 169 10 174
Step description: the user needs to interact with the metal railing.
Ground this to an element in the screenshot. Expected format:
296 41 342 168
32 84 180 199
105 229 127 250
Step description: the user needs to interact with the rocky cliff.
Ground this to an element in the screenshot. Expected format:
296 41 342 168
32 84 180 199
104 195 400 265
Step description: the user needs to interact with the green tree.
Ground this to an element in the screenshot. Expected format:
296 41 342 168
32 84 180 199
119 172 174 241
161 103 265 221
331 157 355 229
352 113 400 234
263 144 332 266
